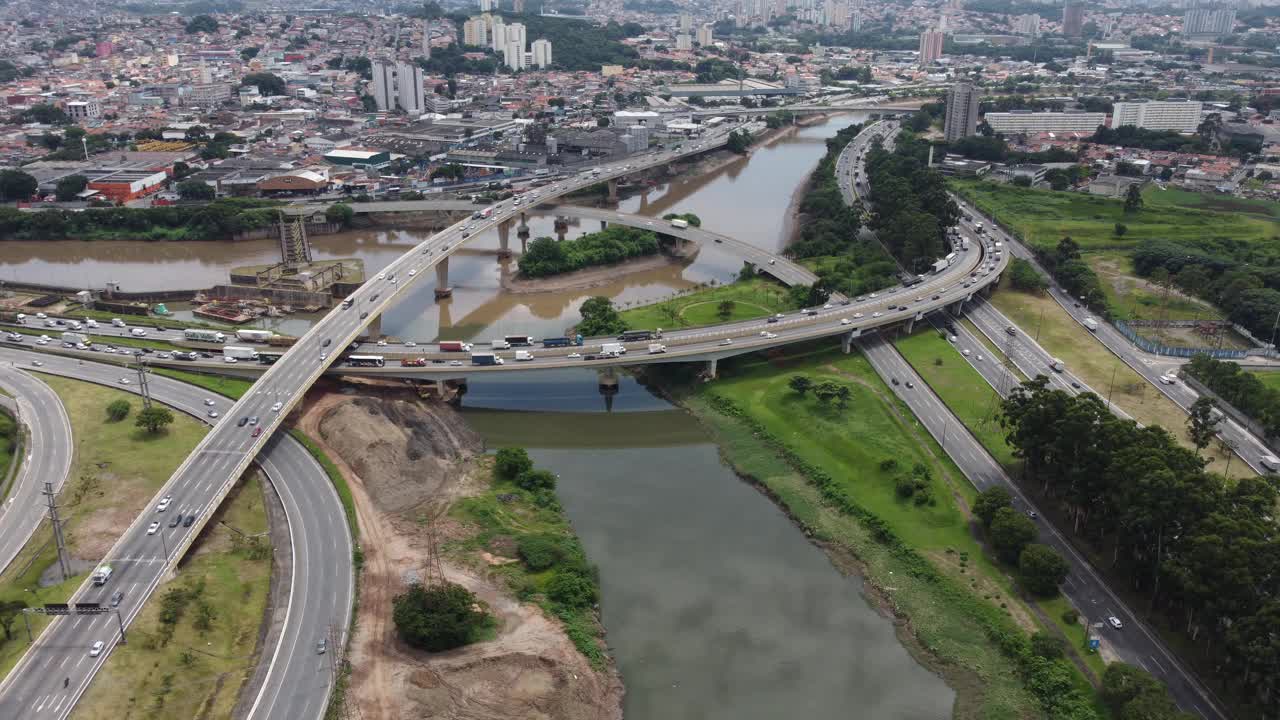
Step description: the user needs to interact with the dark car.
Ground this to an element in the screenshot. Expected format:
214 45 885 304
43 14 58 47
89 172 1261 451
906 381 915 389
183 514 196 528
766 316 779 324
169 513 182 528
322 338 332 347
237 417 249 427
891 377 900 386
932 294 941 300
201 352 214 358
110 591 124 608
360 312 369 319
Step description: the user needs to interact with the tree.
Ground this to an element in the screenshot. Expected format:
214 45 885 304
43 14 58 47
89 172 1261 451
494 447 533 480
106 399 131 422
972 486 1012 527
989 506 1037 563
1019 543 1069 596
172 161 192 179
135 406 174 435
0 600 27 641
1186 397 1220 454
1123 184 1144 213
177 179 215 201
325 203 354 226
0 169 37 201
577 296 626 336
835 385 851 410
716 300 734 320
184 14 219 34
392 582 488 652
1114 222 1127 237
788 375 812 397
516 469 557 492
1101 664 1165 713
54 174 88 202
1008 258 1047 293
240 47 260 61
241 72 287 97
1030 632 1065 659
547 570 598 608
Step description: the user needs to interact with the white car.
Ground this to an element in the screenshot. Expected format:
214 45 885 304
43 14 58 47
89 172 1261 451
224 356 238 364
147 522 160 535
872 312 883 318
823 304 833 310
840 318 851 325
853 312 864 319
1158 374 1177 385
408 269 416 276
271 402 283 413
963 349 971 357
118 378 130 385
203 398 215 406
1107 616 1123 630
207 410 219 418
719 338 733 346
376 273 386 280
449 360 463 366
567 352 582 359
404 341 417 347
89 640 105 657
30 359 42 367
376 340 388 347
35 338 49 345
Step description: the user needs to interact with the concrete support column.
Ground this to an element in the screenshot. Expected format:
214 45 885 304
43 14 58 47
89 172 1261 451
607 178 619 203
359 313 382 340
905 317 915 334
841 329 860 354
498 218 511 245
434 257 452 299
950 300 964 316
522 236 528 253
498 232 511 258
706 357 718 379
600 219 608 231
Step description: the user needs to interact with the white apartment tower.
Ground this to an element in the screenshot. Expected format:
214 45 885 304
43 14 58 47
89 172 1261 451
1110 100 1203 133
371 60 395 112
679 13 693 31
505 40 526 70
491 18 507 51
397 61 425 116
531 38 552 68
696 23 714 46
506 23 527 51
676 33 693 51
463 16 487 46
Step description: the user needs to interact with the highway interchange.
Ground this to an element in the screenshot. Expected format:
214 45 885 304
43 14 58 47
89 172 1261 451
0 367 72 574
0 110 1259 720
0 348 352 720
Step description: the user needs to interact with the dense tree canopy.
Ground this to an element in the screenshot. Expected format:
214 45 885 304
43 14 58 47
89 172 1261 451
0 170 38 202
392 582 489 652
518 226 659 278
863 131 959 274
576 296 626 336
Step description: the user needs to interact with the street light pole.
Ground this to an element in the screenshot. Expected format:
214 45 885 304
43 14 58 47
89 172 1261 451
158 528 170 561
1106 364 1118 408
1035 306 1045 342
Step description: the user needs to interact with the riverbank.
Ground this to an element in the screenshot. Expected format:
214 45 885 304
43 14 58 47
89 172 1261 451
296 380 622 720
502 251 693 295
642 344 1098 720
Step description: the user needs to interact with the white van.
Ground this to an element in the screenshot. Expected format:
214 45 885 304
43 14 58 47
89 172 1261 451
514 350 534 361
111 318 126 328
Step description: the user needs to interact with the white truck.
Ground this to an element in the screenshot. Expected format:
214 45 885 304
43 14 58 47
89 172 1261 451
514 350 534 361
235 329 275 343
669 218 689 229
111 318 127 328
648 343 667 354
1083 318 1099 332
491 339 511 350
61 331 89 345
1261 455 1280 472
184 328 226 343
600 342 626 356
223 346 258 361
1050 358 1065 373
92 565 113 585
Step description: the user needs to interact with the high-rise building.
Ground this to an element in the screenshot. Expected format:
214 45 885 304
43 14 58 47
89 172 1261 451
505 39 525 70
422 20 432 58
397 61 425 116
507 23 527 50
1062 3 1085 37
918 29 944 66
696 23 714 46
675 33 693 51
984 111 1107 134
1015 14 1040 36
371 60 395 112
491 18 507 52
479 0 495 11
513 0 525 12
1182 7 1235 38
531 38 552 68
1110 100 1203 133
850 10 862 32
679 13 693 31
944 82 979 141
463 16 487 46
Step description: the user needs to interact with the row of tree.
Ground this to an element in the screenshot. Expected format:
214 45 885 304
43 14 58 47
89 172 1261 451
518 226 660 278
863 131 960 273
998 377 1280 713
0 199 282 241
1183 354 1280 438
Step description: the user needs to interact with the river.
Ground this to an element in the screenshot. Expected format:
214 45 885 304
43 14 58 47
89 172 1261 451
462 370 954 720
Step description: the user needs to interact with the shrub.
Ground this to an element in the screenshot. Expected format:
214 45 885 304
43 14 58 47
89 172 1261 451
517 534 564 571
106 399 131 422
516 469 557 492
392 582 489 652
547 571 598 609
494 447 533 480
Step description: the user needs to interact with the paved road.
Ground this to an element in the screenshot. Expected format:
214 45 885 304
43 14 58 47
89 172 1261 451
0 367 72 574
859 335 1226 720
949 195 1270 475
0 349 352 720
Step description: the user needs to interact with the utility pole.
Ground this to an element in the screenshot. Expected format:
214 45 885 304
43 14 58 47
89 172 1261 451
1035 306 1045 342
1106 364 1118 408
134 360 151 409
43 482 70 582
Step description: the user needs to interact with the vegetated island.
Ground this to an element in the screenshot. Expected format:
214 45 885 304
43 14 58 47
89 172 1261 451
504 221 696 294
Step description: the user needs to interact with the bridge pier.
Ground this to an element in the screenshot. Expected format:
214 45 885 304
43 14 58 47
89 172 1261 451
598 369 619 412
497 219 511 249
706 357 718 379
359 313 382 340
949 300 964 316
841 328 861 354
434 257 452 299
904 317 915 334
607 179 619 203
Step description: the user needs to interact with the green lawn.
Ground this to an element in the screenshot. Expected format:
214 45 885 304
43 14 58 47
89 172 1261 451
619 276 799 330
681 344 1081 719
1250 371 1280 393
0 411 17 501
895 329 1019 469
1087 251 1224 322
950 179 1277 254
152 368 255 401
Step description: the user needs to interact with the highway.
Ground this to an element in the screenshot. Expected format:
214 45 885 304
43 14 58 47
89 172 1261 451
0 348 352 720
0 119 1000 719
949 194 1272 475
0 367 73 574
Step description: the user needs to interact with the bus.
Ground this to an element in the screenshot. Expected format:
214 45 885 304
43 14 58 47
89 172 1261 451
618 329 661 342
347 355 386 367
504 335 534 347
258 352 284 365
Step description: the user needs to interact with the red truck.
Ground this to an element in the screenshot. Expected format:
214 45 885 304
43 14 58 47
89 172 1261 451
400 358 427 367
439 341 473 352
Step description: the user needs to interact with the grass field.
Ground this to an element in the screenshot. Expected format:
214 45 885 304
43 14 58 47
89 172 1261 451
988 285 1253 479
1250 371 1280 393
0 410 17 500
618 277 798 330
950 179 1277 254
1087 251 1224 323
683 344 1074 719
152 368 254 401
70 475 271 720
0 375 209 677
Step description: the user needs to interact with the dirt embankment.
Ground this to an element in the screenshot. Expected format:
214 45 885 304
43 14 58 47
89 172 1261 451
296 380 623 720
501 253 691 295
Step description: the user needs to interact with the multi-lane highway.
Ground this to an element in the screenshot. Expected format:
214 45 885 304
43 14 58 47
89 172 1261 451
0 348 352 720
0 366 72 573
949 194 1272 475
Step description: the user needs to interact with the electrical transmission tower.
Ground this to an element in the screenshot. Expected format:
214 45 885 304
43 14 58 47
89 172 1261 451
424 516 446 587
133 359 152 409
277 211 313 268
43 482 71 582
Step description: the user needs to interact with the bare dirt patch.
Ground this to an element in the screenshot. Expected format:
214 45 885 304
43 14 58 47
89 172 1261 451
296 380 622 720
500 253 691 295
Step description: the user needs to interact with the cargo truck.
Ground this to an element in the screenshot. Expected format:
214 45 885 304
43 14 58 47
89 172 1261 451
514 350 534 361
223 346 258 361
61 332 89 345
92 565 113 585
600 342 626 356
491 339 510 350
1050 358 1065 373
471 352 504 366
1083 318 1099 332
400 358 427 367
504 335 534 347
648 343 667 354
669 218 689 229
932 259 949 274
542 335 583 348
440 341 473 352
236 329 275 343
184 328 226 343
